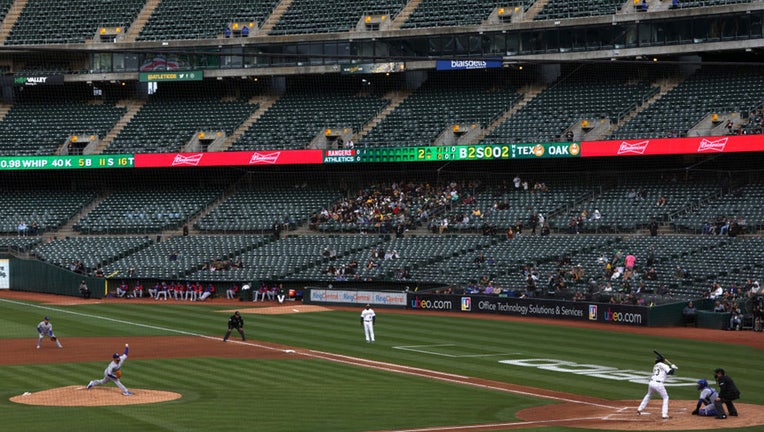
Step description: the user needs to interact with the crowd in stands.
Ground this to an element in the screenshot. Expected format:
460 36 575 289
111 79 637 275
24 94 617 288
309 179 482 234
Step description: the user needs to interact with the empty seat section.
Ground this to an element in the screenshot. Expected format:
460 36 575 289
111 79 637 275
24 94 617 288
137 0 279 41
6 0 144 45
270 0 406 35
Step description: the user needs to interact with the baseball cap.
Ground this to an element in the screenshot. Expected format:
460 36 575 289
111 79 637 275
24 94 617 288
44 316 49 321
234 311 240 315
714 368 725 375
113 353 120 359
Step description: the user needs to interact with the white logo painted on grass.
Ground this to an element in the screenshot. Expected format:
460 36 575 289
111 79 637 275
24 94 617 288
499 358 696 386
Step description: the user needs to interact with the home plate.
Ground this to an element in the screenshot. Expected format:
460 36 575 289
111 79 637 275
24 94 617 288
292 309 299 312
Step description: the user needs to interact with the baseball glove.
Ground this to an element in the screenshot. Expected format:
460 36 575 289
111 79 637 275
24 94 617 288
50 336 57 342
115 370 122 379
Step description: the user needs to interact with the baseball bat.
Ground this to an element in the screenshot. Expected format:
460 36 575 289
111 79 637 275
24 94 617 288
654 350 676 367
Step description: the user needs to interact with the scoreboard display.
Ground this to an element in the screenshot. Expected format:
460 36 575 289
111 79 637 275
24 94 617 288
352 143 581 163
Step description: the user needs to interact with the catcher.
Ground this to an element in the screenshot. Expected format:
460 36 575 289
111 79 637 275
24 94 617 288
86 343 133 396
692 379 727 419
36 316 63 349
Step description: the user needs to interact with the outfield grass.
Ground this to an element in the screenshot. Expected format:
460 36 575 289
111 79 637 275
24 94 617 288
1 297 761 432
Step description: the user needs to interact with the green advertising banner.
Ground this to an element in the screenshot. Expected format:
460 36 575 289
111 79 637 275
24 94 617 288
0 154 134 170
354 143 581 162
139 70 203 82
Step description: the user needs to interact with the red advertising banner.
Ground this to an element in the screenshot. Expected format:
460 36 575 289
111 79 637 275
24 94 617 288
134 150 324 168
581 135 764 157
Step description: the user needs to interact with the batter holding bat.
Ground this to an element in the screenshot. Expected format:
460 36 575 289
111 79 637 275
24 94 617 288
637 350 678 419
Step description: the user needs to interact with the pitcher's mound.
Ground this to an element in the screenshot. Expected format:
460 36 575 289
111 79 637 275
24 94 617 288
10 385 181 406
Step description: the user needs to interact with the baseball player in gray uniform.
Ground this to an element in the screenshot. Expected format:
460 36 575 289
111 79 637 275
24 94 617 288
36 316 63 349
637 355 678 419
87 344 133 395
360 304 376 343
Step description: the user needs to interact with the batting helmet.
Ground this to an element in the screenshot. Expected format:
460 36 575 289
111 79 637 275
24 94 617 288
697 379 708 390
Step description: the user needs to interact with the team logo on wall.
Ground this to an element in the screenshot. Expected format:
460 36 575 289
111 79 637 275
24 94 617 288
568 143 580 156
697 137 727 152
532 144 545 157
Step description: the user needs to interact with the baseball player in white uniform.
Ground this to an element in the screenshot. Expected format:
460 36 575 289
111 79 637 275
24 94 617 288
36 316 63 349
637 356 678 419
360 304 376 343
87 344 132 395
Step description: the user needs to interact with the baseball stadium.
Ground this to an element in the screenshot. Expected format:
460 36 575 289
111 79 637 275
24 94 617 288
1 0 764 431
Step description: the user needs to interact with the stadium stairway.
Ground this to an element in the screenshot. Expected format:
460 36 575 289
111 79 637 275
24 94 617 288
353 90 410 143
259 0 295 34
54 193 110 239
96 100 146 154
473 83 545 144
122 0 161 42
0 0 26 45
521 0 551 21
217 95 278 152
390 0 421 30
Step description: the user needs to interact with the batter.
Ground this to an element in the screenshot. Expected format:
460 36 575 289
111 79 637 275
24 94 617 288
637 355 677 419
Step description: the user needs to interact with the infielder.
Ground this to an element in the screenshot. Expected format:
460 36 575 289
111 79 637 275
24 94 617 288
87 344 132 396
361 304 376 343
36 316 63 349
223 311 245 342
637 354 678 419
692 379 727 419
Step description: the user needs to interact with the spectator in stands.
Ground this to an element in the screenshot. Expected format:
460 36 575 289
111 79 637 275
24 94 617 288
644 267 658 281
719 217 733 236
540 222 551 236
710 282 724 299
241 25 249 37
649 219 659 236
528 212 539 235
505 226 514 239
683 301 697 326
17 221 27 237
183 223 189 236
95 266 104 277
590 209 602 223
29 221 39 236
712 300 726 313
169 251 178 261
79 280 91 299
438 217 448 234
224 27 232 38
656 195 667 207
670 0 679 8
729 305 743 330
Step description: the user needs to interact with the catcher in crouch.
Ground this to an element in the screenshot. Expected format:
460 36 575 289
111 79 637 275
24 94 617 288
36 316 63 349
87 344 133 396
